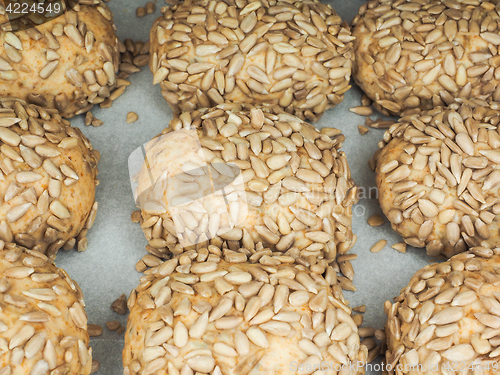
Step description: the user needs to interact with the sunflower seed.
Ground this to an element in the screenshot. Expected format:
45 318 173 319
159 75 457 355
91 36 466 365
69 302 87 329
245 327 269 348
441 344 474 361
371 240 387 253
126 112 139 124
64 24 84 46
350 106 373 116
48 200 70 220
187 356 215 373
367 215 384 227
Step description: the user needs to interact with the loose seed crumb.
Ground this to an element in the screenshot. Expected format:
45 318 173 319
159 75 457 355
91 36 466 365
111 294 128 315
339 260 354 281
367 345 382 363
139 41 150 56
392 242 407 253
136 6 146 17
367 214 385 227
146 1 155 14
353 305 366 313
88 324 103 337
125 38 134 53
358 125 369 135
361 338 376 351
371 239 387 253
122 55 132 65
368 156 376 171
375 329 386 341
358 327 376 338
353 314 363 327
106 321 121 331
120 63 138 74
85 111 93 126
90 360 100 374
365 117 374 127
131 210 141 223
127 112 139 123
133 54 149 68
361 94 372 107
116 79 131 88
117 325 126 335
118 39 126 54
92 118 104 127
134 41 144 56
350 106 373 116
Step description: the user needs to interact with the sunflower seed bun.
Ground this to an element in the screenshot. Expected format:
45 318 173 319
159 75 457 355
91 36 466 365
0 97 99 257
133 104 356 278
0 2 120 118
123 250 367 375
385 249 500 375
375 100 500 258
0 243 91 375
149 0 354 122
352 0 500 116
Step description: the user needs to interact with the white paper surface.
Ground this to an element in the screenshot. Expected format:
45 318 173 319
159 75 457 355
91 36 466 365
52 1 438 373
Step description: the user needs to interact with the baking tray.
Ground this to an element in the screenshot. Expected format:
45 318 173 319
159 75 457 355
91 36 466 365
52 0 439 373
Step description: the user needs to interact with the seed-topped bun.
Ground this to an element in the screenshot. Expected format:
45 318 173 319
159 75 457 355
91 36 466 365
375 100 500 258
123 249 367 375
0 3 120 118
149 0 354 122
385 249 500 375
0 243 91 375
352 0 500 116
134 104 356 272
0 97 99 257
